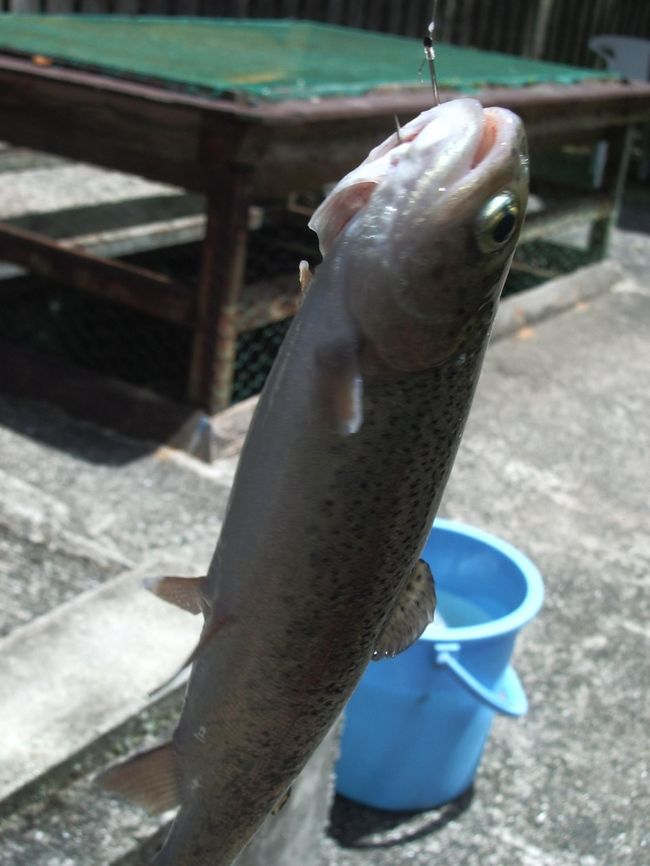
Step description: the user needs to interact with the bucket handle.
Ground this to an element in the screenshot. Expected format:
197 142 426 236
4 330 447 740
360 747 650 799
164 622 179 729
434 643 528 717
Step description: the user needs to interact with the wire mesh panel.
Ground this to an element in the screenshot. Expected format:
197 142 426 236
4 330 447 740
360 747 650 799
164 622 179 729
232 317 291 402
0 268 193 402
0 209 319 407
0 206 601 411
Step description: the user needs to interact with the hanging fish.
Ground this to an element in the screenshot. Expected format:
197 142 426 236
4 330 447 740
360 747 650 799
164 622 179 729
101 96 528 866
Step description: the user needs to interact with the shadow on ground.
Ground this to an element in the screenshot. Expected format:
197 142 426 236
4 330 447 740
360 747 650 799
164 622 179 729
327 787 474 849
619 179 650 233
0 392 155 467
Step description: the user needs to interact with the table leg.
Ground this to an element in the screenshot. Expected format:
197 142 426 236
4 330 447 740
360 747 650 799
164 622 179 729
189 173 251 415
588 125 633 259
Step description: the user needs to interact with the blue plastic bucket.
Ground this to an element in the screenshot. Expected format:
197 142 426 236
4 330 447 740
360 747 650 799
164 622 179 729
336 518 544 811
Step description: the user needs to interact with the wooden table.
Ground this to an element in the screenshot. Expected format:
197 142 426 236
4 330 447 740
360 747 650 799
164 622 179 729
1 18 650 432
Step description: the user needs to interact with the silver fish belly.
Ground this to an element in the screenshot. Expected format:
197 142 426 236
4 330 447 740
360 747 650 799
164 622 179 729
102 97 529 866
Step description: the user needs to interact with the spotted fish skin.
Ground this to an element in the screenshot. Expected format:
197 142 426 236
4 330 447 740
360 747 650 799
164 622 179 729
160 295 498 866
111 98 528 866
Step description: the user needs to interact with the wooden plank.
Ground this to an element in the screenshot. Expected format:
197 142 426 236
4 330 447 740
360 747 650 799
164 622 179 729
2 52 649 129
141 0 173 12
214 83 650 196
0 222 194 325
0 61 211 191
189 175 251 413
519 2 540 58
323 0 343 24
62 214 205 258
43 0 76 10
457 0 475 46
385 1 404 36
404 0 426 37
1 55 648 201
0 59 650 204
233 0 251 16
0 215 205 280
475 0 495 53
79 0 113 10
111 0 140 11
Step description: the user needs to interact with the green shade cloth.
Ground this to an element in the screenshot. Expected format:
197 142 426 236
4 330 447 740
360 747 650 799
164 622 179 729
0 16 617 103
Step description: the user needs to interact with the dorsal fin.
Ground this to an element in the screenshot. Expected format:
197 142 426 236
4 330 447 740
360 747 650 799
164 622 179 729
99 741 180 815
373 559 436 660
299 259 313 294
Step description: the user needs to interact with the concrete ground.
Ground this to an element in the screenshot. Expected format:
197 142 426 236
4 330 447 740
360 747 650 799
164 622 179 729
0 265 648 865
0 150 648 864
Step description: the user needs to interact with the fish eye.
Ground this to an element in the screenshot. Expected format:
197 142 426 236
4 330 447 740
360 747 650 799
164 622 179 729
475 191 520 253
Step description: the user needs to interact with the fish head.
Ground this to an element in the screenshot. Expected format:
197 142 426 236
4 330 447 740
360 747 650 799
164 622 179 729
309 98 529 372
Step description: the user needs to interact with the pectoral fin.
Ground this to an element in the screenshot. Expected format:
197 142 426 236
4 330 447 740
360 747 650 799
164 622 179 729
99 741 180 814
315 339 363 436
143 575 208 615
373 559 436 660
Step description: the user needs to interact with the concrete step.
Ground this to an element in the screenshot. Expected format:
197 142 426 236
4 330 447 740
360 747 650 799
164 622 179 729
0 686 339 866
0 561 202 810
0 149 204 281
0 526 126 638
0 546 339 866
0 384 339 863
0 465 133 635
0 143 65 174
0 394 240 863
0 689 182 866
0 162 182 222
492 259 626 339
0 150 264 282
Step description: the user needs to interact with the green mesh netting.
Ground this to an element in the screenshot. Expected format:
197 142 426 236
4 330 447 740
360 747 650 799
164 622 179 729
0 16 618 102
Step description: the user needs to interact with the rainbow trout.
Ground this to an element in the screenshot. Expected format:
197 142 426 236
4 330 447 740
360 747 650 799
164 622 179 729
102 97 528 865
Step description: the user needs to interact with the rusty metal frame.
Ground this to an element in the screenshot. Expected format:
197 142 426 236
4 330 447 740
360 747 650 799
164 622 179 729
1 51 650 421
0 222 194 324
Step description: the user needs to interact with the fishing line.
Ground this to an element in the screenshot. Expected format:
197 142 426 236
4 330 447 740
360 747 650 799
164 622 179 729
420 0 440 105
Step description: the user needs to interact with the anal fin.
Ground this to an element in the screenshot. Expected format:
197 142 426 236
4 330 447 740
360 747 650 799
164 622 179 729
373 559 436 660
99 741 180 815
144 575 209 615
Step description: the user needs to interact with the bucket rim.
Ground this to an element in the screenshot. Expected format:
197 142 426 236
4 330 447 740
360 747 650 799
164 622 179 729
422 518 544 642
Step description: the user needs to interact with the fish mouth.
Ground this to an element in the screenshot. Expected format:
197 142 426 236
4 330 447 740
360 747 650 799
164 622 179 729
310 99 518 256
468 106 526 179
470 111 498 169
